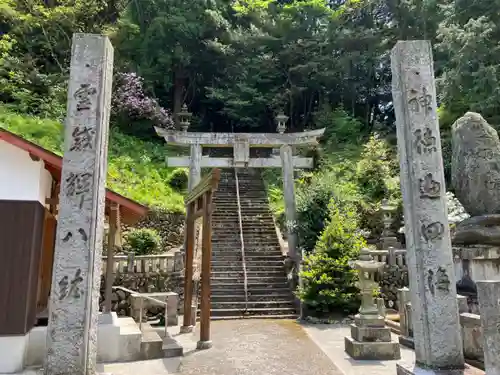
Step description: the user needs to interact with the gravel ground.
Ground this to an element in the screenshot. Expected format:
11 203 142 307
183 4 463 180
175 319 344 375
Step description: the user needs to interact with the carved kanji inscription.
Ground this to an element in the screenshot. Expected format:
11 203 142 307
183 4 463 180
73 83 97 111
422 222 444 242
70 126 96 151
419 173 441 199
58 268 84 300
65 172 93 209
414 127 437 154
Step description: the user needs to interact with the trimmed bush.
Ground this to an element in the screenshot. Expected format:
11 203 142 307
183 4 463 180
124 228 162 255
298 202 366 315
167 168 188 191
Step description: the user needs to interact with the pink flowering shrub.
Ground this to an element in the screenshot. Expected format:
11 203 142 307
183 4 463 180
112 72 174 129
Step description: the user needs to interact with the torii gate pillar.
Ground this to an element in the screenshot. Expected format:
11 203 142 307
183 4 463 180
188 144 202 191
280 145 298 261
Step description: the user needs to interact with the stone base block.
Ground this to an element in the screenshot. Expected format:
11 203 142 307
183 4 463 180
0 333 29 373
163 333 184 358
350 324 391 342
344 336 401 360
99 312 119 326
196 340 213 350
396 361 484 375
354 314 385 327
180 325 195 334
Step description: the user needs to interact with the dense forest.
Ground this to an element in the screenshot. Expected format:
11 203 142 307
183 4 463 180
0 0 498 314
1 0 499 137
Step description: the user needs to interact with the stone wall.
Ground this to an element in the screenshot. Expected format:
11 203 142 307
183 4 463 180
99 272 184 316
378 264 408 309
123 209 185 250
369 249 409 309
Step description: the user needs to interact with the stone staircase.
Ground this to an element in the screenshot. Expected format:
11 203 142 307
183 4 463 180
209 168 297 319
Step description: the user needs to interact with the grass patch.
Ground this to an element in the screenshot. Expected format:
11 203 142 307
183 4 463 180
0 107 186 212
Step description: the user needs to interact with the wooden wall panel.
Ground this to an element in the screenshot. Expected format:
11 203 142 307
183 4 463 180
0 200 45 335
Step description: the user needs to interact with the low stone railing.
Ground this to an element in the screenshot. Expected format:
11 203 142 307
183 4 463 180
368 248 409 309
102 251 184 275
397 288 485 369
368 248 408 267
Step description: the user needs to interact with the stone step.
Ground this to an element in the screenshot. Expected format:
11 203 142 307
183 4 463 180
209 307 297 317
140 323 164 360
214 202 268 206
211 254 284 261
214 210 271 215
214 242 280 247
212 294 294 302
213 230 278 235
213 214 274 218
212 270 286 278
212 253 283 259
214 205 269 209
211 270 286 276
212 254 283 260
212 245 281 251
213 214 271 219
211 300 295 310
212 280 289 288
212 261 285 268
215 194 268 198
213 234 279 239
162 331 184 358
210 313 298 321
211 287 292 295
214 203 269 206
212 275 288 282
213 241 281 246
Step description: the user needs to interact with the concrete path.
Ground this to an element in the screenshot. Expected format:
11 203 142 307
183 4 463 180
16 320 419 375
100 319 345 375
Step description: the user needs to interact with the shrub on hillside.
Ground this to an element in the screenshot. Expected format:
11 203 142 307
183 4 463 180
355 134 397 202
296 163 361 253
314 105 364 148
167 168 188 191
355 135 401 238
298 202 365 315
124 228 162 255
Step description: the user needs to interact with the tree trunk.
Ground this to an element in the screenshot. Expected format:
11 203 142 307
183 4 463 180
173 66 185 129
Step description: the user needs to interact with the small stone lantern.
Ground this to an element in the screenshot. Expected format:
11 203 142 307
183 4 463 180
353 248 385 318
344 248 401 360
276 112 288 134
179 103 192 132
378 199 401 250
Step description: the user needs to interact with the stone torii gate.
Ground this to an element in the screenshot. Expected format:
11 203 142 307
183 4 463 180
154 127 325 268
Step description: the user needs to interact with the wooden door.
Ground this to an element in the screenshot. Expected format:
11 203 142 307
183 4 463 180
36 211 57 314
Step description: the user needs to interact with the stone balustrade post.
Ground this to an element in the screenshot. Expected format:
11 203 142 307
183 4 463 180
398 287 411 337
476 281 500 375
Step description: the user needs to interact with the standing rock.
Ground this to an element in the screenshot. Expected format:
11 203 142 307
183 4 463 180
451 112 500 216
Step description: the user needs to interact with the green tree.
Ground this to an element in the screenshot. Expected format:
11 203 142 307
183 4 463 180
298 201 366 315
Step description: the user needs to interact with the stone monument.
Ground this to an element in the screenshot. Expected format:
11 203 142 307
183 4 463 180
45 34 113 375
344 249 401 360
391 40 466 374
452 112 500 217
451 112 500 247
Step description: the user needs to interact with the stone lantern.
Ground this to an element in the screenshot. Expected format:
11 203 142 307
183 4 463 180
378 199 401 249
179 103 192 132
276 112 288 134
344 248 401 360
